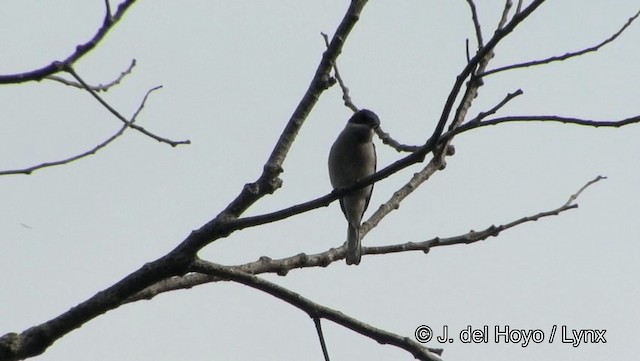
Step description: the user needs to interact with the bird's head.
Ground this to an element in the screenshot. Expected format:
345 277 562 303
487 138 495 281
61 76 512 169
348 109 380 129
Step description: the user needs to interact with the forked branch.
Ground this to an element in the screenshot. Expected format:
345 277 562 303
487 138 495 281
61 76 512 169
0 85 162 176
190 260 444 361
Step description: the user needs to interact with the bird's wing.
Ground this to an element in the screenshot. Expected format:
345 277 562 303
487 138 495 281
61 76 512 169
361 142 376 218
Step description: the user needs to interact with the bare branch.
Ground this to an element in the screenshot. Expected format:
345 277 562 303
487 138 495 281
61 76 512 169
190 260 444 361
368 175 605 254
45 59 136 92
230 1 551 245
216 1 370 223
0 86 161 176
321 32 358 112
65 66 190 146
458 114 640 134
0 4 373 358
320 32 421 153
360 93 522 236
497 0 513 30
362 157 442 239
465 38 471 62
563 175 606 207
104 0 113 25
0 0 138 84
480 9 640 77
0 238 192 361
446 0 531 135
469 89 523 123
374 127 421 153
465 0 484 48
314 318 331 361
185 111 639 253
516 0 523 14
126 177 603 304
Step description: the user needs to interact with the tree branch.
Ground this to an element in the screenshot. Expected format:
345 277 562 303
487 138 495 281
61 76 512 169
469 89 523 123
45 59 136 92
314 318 331 361
367 0 517 247
219 2 549 245
0 3 373 359
321 32 358 112
65 66 189 146
189 260 444 361
456 114 640 135
465 0 484 48
480 9 640 77
367 176 605 255
0 250 192 361
0 86 161 176
125 176 604 304
215 0 370 224
0 0 139 84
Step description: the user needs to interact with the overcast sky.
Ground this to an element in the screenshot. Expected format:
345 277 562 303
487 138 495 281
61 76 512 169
1 1 639 360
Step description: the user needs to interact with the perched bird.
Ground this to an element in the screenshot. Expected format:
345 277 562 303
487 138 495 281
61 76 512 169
328 109 379 265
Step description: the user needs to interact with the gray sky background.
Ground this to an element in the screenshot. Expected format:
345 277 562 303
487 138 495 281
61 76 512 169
1 1 639 360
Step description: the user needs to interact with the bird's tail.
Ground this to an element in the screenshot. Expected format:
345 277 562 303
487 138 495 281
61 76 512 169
346 224 361 265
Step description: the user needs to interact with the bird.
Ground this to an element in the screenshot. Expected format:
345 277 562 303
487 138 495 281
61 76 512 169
328 109 379 265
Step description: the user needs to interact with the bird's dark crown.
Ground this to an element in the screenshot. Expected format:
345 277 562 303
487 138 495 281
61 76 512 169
348 109 380 128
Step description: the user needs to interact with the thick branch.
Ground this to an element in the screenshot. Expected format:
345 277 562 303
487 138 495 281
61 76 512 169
0 5 374 359
0 252 192 361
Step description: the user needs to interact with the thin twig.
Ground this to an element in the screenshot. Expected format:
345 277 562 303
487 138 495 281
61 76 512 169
465 38 471 63
497 0 513 30
0 86 162 176
190 260 443 361
447 0 517 134
466 0 484 48
65 66 190 146
374 127 421 153
314 318 331 361
480 9 640 77
103 0 113 25
320 32 420 153
45 59 136 92
469 89 523 123
461 114 640 132
564 175 606 207
321 32 358 112
367 175 605 254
